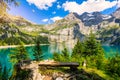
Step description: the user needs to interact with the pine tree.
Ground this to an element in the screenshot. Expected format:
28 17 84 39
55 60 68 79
0 63 11 80
106 52 120 77
53 47 70 62
72 39 84 56
33 39 43 61
10 44 29 64
61 48 70 62
84 31 98 56
0 63 2 79
53 52 61 61
83 31 105 69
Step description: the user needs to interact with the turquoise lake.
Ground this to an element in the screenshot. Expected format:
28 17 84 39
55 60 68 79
0 44 120 72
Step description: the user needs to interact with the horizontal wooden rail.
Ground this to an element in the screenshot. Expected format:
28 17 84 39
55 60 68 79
39 62 79 70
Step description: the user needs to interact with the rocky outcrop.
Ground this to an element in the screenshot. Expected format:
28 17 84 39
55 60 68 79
48 23 84 44
0 24 19 39
97 26 120 45
80 12 103 26
0 23 35 45
73 23 85 40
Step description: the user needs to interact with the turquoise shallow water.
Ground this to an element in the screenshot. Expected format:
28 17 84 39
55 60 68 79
102 45 120 57
0 44 120 75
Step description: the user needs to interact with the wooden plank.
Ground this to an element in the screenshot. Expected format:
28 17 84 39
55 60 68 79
38 62 79 67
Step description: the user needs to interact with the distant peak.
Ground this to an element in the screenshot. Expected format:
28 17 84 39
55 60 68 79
82 12 89 15
65 12 80 20
68 12 79 16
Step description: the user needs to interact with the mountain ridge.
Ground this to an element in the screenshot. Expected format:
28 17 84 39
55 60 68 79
0 13 49 45
44 8 120 45
0 8 120 45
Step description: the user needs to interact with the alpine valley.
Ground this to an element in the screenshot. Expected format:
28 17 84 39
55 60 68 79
0 8 120 45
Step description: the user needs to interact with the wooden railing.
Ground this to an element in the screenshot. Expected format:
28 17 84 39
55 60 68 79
39 62 79 70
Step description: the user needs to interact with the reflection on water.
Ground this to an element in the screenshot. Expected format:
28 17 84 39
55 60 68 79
0 44 120 73
0 43 73 68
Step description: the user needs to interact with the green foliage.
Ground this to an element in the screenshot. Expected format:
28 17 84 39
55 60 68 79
77 31 105 69
105 52 120 78
71 54 84 67
84 31 98 56
14 69 32 80
72 39 84 56
0 63 11 80
53 52 62 61
36 36 49 44
53 47 70 62
10 64 32 80
0 63 2 79
71 31 105 70
40 28 50 34
61 48 71 62
33 39 44 61
9 44 29 64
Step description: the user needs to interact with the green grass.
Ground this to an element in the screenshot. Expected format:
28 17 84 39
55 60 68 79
83 68 114 80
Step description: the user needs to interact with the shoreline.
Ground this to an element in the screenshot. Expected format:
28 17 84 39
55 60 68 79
0 44 49 49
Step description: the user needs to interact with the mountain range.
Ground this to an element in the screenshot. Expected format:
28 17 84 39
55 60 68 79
0 8 120 45
44 8 120 45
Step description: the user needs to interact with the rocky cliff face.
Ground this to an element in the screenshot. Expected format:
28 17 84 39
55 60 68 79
80 12 103 26
0 23 35 45
97 26 120 45
45 13 85 44
45 8 120 45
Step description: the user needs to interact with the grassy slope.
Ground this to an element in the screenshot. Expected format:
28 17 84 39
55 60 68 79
83 68 114 80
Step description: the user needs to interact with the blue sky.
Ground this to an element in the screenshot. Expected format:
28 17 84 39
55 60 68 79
8 0 120 24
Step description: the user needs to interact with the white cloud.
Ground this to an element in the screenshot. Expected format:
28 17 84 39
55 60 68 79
32 9 35 12
57 4 61 9
26 0 56 10
62 0 118 14
42 19 49 22
52 11 56 14
117 0 120 7
50 16 63 22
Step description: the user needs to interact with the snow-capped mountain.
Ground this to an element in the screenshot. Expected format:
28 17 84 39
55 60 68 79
79 12 114 26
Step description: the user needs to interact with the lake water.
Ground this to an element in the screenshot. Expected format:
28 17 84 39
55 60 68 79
0 44 120 74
